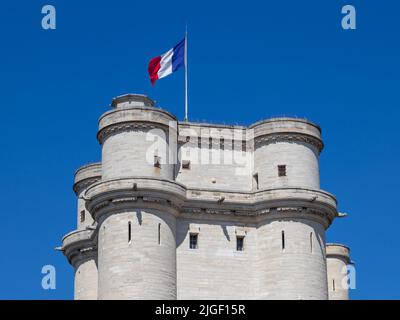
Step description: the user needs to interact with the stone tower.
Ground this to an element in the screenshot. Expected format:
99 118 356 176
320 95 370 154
60 93 352 300
326 244 352 300
62 163 101 300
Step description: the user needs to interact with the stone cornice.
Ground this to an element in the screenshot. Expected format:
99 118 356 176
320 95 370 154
62 229 97 267
183 187 337 228
73 177 101 195
181 205 332 227
254 133 324 153
83 177 337 229
97 121 171 145
73 162 102 195
85 177 187 220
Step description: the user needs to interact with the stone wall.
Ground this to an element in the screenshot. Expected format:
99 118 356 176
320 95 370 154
61 94 350 300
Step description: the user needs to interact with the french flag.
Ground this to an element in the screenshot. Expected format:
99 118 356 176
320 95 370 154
148 38 186 85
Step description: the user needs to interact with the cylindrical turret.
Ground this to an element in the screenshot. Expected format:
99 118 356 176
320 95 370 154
251 118 323 190
97 94 177 181
73 163 101 229
62 229 98 300
61 162 101 300
252 118 334 299
89 94 184 299
256 188 337 299
326 243 351 300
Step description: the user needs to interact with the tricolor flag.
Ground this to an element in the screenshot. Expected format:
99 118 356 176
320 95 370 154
148 38 186 85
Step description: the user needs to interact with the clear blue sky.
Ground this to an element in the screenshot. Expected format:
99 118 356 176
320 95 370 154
0 0 399 299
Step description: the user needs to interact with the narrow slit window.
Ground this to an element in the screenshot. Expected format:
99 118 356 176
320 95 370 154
128 222 132 243
310 232 313 253
253 173 259 190
158 223 161 245
236 236 244 251
80 210 85 223
281 231 285 251
189 234 198 249
278 165 286 177
209 137 213 149
333 279 336 291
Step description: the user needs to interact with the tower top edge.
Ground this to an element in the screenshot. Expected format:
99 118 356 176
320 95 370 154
111 93 155 108
73 162 102 193
326 243 351 261
326 243 350 250
74 162 102 176
250 117 321 133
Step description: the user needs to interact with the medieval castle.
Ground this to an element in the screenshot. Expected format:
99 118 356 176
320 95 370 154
60 93 352 300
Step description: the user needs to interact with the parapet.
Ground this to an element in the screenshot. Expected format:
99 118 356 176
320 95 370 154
62 229 97 266
73 162 102 195
250 117 324 153
97 94 177 144
111 94 155 108
326 243 351 263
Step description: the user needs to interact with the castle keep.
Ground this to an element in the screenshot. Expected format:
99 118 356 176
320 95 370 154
61 94 352 300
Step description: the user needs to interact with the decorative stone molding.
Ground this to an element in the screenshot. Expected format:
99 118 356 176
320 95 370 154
182 205 333 226
84 178 337 228
85 177 186 220
61 229 97 267
74 177 101 195
254 133 324 153
73 162 102 195
97 121 169 145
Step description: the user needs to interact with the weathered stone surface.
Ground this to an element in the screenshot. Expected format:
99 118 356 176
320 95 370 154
60 94 352 300
326 243 351 300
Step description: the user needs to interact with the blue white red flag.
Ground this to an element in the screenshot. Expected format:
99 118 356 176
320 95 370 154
148 38 185 85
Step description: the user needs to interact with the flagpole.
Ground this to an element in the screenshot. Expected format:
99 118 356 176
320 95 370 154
184 26 188 122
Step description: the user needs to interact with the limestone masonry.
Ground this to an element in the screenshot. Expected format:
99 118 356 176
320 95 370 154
60 93 352 300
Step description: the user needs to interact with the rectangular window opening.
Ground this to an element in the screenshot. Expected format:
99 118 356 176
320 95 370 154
236 236 244 251
189 233 198 249
281 230 285 251
278 165 286 177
